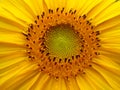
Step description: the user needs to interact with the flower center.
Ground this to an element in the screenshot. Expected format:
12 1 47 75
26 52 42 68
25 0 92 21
45 24 81 59
24 8 100 79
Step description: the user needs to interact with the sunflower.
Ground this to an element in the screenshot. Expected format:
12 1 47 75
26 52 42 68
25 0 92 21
0 0 120 90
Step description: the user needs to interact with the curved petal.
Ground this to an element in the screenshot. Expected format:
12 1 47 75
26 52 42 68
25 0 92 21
87 0 115 20
85 67 112 90
65 77 80 90
94 16 120 31
24 0 45 15
18 72 40 90
92 64 120 89
29 73 50 90
42 77 67 90
0 30 25 45
92 1 120 25
0 0 34 24
76 75 96 90
93 55 120 73
0 61 38 87
0 52 26 69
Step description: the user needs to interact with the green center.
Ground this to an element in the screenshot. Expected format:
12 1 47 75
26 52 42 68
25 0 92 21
45 25 80 59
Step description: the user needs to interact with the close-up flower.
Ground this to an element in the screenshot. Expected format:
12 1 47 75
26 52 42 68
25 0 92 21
0 0 120 90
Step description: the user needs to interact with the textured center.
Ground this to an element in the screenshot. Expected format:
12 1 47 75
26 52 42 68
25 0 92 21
25 8 101 78
45 25 80 59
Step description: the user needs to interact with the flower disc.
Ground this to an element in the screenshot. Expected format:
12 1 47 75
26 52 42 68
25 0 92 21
25 8 100 78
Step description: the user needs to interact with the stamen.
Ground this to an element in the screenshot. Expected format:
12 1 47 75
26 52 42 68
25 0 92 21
37 15 39 19
69 9 72 13
35 20 37 24
61 8 64 13
73 10 76 14
56 8 59 12
83 14 86 19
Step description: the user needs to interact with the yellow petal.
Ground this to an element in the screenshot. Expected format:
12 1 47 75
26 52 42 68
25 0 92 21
0 0 34 24
93 55 120 72
85 68 112 90
99 50 120 66
92 64 120 89
0 16 27 32
0 61 38 86
100 25 120 40
65 77 80 90
99 25 120 53
65 0 86 13
18 72 40 90
0 66 39 89
102 44 120 54
65 0 101 16
77 0 102 15
0 8 28 27
95 16 120 31
87 0 115 20
92 1 120 25
43 78 54 90
52 78 67 90
0 30 25 45
0 42 25 54
0 16 26 32
30 73 50 90
43 77 67 90
24 0 44 15
76 75 95 90
0 52 26 69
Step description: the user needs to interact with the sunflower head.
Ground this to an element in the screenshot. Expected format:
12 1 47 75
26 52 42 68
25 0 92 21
0 0 120 89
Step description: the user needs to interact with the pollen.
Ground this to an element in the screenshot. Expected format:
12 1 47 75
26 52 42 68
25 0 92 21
25 8 100 79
